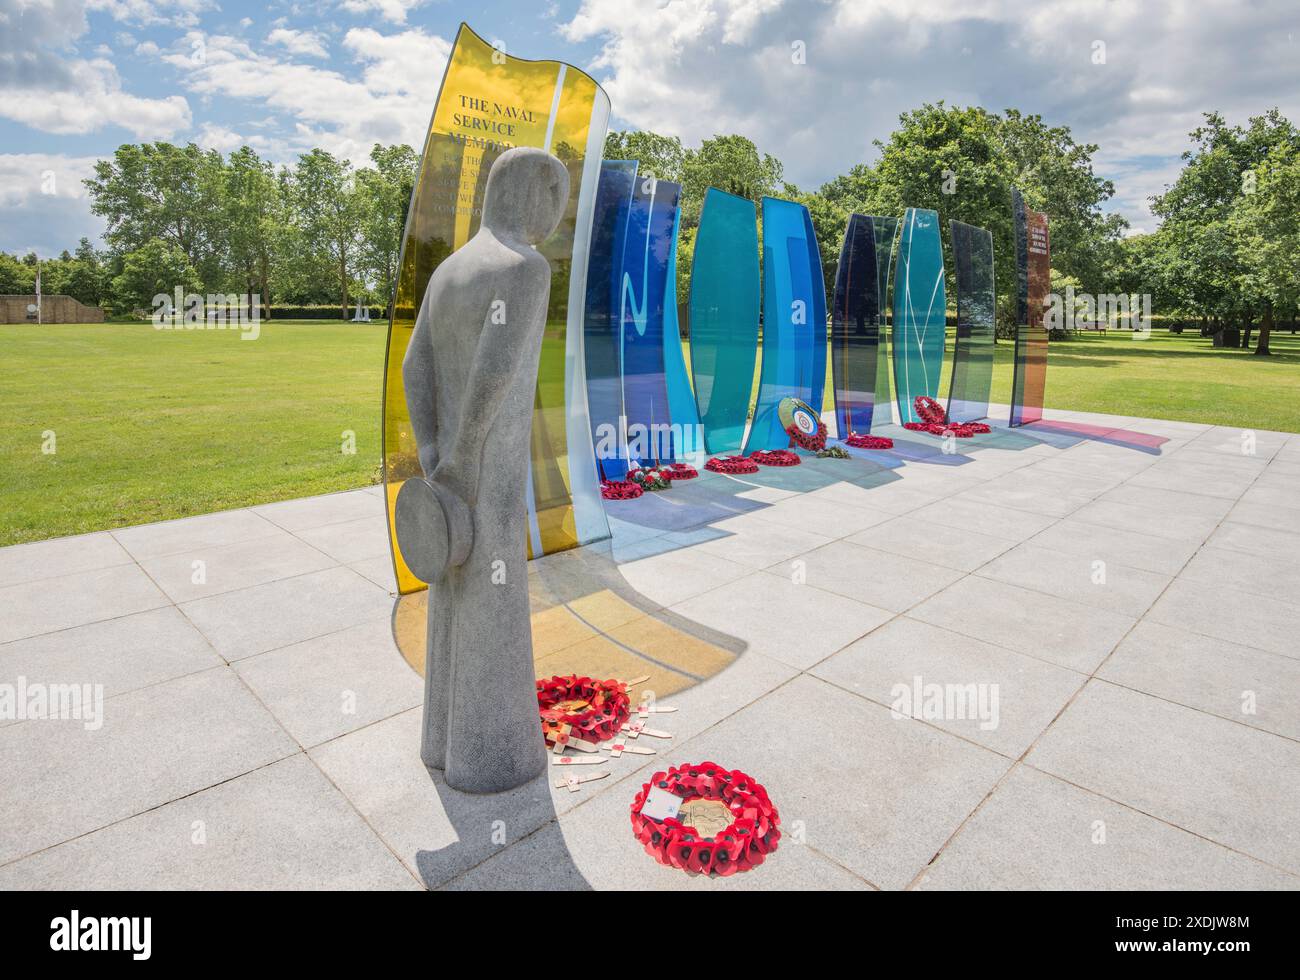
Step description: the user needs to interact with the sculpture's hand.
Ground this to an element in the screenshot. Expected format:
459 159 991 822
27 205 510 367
402 282 440 478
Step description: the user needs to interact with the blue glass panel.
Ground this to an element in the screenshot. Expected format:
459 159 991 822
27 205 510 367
583 160 637 480
892 207 946 425
688 189 760 454
661 204 700 454
620 175 680 465
946 220 996 424
869 216 899 430
746 197 827 452
831 213 880 435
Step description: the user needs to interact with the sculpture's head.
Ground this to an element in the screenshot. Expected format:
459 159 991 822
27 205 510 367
480 147 570 246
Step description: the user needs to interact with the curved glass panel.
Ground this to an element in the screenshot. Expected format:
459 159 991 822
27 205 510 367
869 216 900 430
746 197 827 452
662 206 700 452
892 207 946 425
946 220 996 424
831 213 880 435
584 160 637 480
687 189 759 454
620 177 682 466
383 24 610 593
1010 189 1050 427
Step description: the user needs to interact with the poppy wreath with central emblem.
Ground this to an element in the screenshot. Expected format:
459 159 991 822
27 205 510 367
537 675 632 747
630 761 780 876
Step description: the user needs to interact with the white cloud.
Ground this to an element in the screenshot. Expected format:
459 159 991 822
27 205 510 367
85 0 213 28
562 0 1300 228
338 0 430 26
0 153 104 257
157 27 451 163
0 56 190 138
267 27 330 59
1 0 191 137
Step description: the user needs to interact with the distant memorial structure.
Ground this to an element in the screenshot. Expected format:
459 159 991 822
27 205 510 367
0 295 103 324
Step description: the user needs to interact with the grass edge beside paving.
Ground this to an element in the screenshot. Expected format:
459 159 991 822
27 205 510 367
2 321 1299 547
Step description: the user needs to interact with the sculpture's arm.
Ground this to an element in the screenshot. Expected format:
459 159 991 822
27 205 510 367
402 283 439 477
433 263 549 502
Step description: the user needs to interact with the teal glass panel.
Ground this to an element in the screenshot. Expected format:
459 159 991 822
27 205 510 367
687 189 760 454
662 205 700 452
946 220 996 423
869 216 899 430
746 197 826 452
892 207 946 425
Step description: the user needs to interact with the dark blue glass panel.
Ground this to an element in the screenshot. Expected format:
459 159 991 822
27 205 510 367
746 197 827 452
688 189 760 454
947 220 996 423
583 160 637 480
892 208 946 425
832 213 880 435
620 175 680 465
869 216 899 430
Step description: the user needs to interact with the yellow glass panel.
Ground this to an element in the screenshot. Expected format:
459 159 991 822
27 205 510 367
382 23 610 593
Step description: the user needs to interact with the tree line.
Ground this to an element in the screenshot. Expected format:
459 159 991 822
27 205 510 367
3 104 1294 351
0 142 418 319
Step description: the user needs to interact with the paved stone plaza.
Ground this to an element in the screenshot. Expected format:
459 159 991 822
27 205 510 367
2 407 1299 890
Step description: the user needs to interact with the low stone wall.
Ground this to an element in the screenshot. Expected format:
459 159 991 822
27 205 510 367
0 294 105 323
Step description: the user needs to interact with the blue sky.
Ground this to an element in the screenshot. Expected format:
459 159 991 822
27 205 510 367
2 0 1297 256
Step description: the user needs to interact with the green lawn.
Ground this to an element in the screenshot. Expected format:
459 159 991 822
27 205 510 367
3 321 1298 547
2 321 388 547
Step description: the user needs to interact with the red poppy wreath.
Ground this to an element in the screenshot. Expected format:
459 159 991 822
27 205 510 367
902 396 992 438
749 449 801 467
630 761 780 876
600 479 643 500
659 462 699 481
785 422 827 452
844 432 895 450
537 675 632 747
705 455 759 474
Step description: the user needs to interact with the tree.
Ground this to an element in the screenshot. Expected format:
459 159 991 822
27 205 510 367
357 143 418 319
679 134 785 228
84 142 227 288
1230 142 1300 355
224 146 279 318
292 149 365 319
603 130 686 183
110 238 201 313
1151 109 1300 347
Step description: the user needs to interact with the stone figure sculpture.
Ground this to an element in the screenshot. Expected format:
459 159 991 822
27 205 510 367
395 147 569 793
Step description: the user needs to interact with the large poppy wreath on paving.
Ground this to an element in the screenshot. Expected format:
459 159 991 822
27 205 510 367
630 761 780 875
